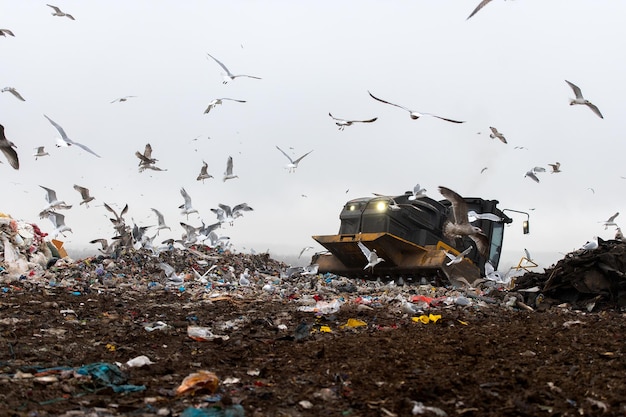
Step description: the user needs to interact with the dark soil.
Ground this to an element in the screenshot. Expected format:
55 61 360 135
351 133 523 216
1 285 625 417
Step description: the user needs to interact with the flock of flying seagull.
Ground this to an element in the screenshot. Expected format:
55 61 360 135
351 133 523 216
0 2 619 270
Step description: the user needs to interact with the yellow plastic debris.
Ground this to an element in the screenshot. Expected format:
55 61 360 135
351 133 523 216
51 239 68 258
340 318 367 329
411 314 442 324
319 325 332 333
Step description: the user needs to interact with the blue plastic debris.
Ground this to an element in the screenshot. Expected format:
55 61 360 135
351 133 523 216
180 405 245 417
76 362 145 393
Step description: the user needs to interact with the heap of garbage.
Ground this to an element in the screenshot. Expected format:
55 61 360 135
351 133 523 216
0 212 62 277
514 238 626 310
5 210 626 313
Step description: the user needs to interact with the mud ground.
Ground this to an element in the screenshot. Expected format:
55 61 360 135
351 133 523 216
1 286 625 417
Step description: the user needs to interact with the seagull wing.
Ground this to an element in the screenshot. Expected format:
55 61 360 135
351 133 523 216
467 0 493 20
608 212 619 222
40 185 57 203
292 150 313 164
73 185 90 199
565 80 583 99
43 114 69 141
206 53 233 77
220 98 247 103
585 102 604 119
368 91 412 113
469 233 489 257
72 141 101 158
275 146 294 164
47 4 63 13
180 187 192 206
438 186 469 225
424 113 465 124
151 208 165 225
357 241 371 259
328 112 344 122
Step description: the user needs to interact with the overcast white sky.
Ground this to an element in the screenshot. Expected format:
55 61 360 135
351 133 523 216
2 1 625 271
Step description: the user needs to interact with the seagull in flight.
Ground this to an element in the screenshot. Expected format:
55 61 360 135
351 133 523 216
601 212 619 230
275 146 313 173
44 115 101 158
357 241 385 271
298 246 314 259
47 212 72 238
73 185 95 207
179 187 199 219
47 4 75 20
151 208 171 235
489 126 507 144
548 162 561 173
196 160 213 182
40 185 72 214
328 113 377 131
0 29 15 37
1 87 25 101
438 186 489 257
468 210 503 222
368 91 465 123
223 155 239 181
33 146 49 160
408 184 427 200
204 98 246 114
565 80 603 119
110 96 136 103
444 246 473 267
0 124 19 170
135 143 157 167
206 52 261 84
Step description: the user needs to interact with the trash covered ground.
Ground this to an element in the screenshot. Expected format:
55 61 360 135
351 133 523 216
2 216 626 416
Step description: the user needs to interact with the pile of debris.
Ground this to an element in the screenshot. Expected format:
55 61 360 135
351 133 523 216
0 212 61 277
514 238 626 310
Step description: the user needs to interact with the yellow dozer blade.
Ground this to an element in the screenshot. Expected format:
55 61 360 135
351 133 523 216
312 232 480 283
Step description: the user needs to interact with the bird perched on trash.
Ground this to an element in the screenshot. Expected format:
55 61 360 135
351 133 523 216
565 80 603 119
1 87 25 101
328 112 378 131
196 160 213 182
44 115 100 158
203 98 246 114
357 241 385 271
601 212 619 230
73 185 95 207
489 126 507 144
615 228 624 242
0 124 19 170
275 146 313 173
580 236 599 251
47 4 75 20
368 91 465 123
206 52 262 84
438 186 489 257
444 246 473 267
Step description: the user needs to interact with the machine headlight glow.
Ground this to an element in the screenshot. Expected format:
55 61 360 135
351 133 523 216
376 201 387 211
